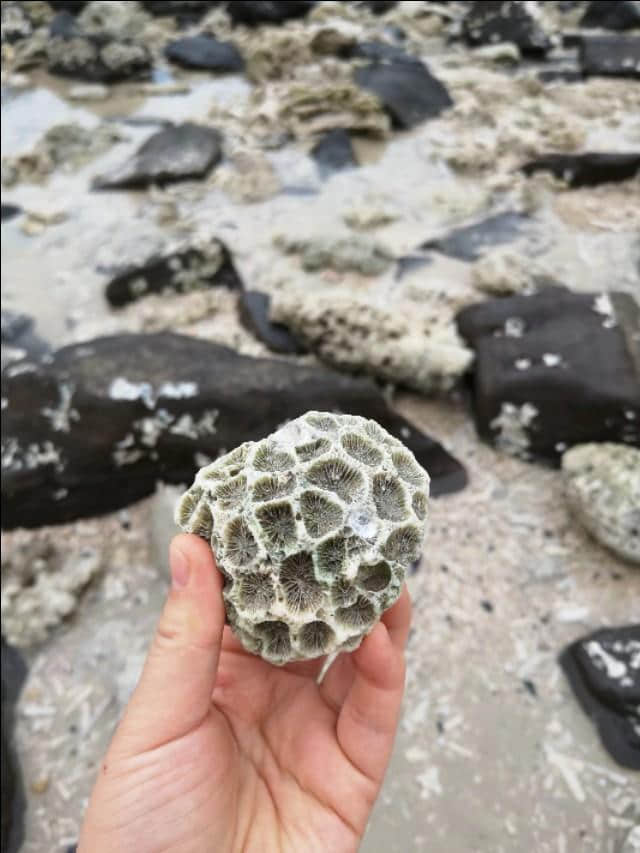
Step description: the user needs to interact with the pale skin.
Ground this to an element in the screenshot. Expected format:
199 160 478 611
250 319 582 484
78 533 411 853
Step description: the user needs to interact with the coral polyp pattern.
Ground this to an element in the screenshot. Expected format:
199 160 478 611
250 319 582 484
175 412 429 664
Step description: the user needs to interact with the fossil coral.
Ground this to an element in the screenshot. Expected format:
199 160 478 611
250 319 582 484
175 411 429 663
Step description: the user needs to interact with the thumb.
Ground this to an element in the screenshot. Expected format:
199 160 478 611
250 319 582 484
113 533 225 755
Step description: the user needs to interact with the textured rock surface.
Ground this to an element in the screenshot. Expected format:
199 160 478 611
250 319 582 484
521 152 640 187
562 443 640 565
1 534 103 647
1 333 466 528
92 123 222 189
165 34 244 72
462 0 552 57
457 288 640 463
559 625 640 770
1 640 26 853
104 238 241 307
176 411 429 663
275 233 393 275
353 58 453 130
271 290 473 395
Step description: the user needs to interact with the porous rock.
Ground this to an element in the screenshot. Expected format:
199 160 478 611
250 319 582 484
270 289 473 394
353 57 453 129
462 0 552 57
1 640 27 853
573 34 640 79
165 34 244 72
1 333 467 528
1 535 102 647
562 443 639 565
46 12 151 83
1 2 33 44
456 287 640 463
521 152 640 188
176 411 429 663
275 233 393 275
580 1 640 31
559 625 640 770
104 237 242 307
77 1 149 39
92 123 222 189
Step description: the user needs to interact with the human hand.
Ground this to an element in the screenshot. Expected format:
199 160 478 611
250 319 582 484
78 533 410 853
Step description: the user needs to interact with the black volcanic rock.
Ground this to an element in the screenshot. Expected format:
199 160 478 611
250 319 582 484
456 287 640 463
238 290 307 354
93 123 222 189
574 34 640 79
311 129 358 176
165 34 244 71
462 0 552 57
422 211 530 262
580 1 640 31
1 333 468 528
354 58 452 129
1 641 27 853
521 152 640 187
227 1 315 26
559 625 640 770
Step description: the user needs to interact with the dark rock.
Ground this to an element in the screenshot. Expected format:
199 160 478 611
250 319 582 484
238 290 307 354
1 333 467 528
462 0 552 57
1 640 27 853
349 40 415 63
354 59 453 129
92 123 222 189
422 211 529 262
559 625 640 770
580 1 640 31
1 312 50 369
104 239 242 307
456 287 640 464
521 152 640 187
310 128 358 176
357 1 398 13
575 34 640 79
48 1 87 10
142 1 217 16
47 17 152 83
537 66 584 83
1 204 22 222
165 34 244 71
227 1 315 26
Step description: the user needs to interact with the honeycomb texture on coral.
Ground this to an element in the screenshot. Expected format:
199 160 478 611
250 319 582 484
175 411 430 664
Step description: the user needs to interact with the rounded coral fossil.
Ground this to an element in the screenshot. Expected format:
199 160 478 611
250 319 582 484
175 411 429 664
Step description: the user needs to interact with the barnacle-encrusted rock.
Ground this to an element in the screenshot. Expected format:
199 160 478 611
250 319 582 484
175 411 429 664
562 443 640 565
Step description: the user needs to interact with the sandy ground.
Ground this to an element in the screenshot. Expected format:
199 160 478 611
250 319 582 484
2 3 640 850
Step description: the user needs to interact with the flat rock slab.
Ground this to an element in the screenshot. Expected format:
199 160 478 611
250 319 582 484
559 625 640 770
456 287 640 463
1 333 467 528
462 0 552 57
238 290 307 354
227 1 315 26
164 34 244 71
92 122 222 189
1 640 27 853
104 239 242 307
521 152 640 187
422 211 530 262
310 128 358 176
354 59 452 129
574 34 640 79
580 0 640 31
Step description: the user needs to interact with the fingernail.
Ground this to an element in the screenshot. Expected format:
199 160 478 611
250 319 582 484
170 544 191 589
